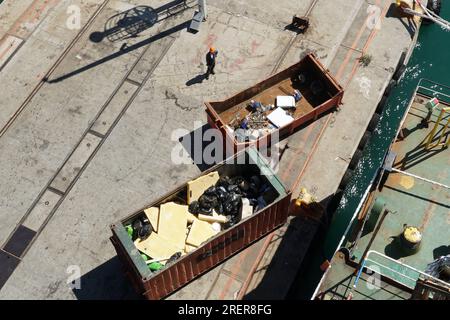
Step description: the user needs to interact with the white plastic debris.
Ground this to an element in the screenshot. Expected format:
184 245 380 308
267 107 294 128
276 95 296 108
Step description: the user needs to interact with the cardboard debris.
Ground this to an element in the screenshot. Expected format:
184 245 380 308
187 171 220 204
186 219 219 247
132 171 266 266
158 202 189 250
144 207 159 232
134 232 180 261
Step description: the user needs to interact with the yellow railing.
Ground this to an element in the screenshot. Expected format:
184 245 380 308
426 107 450 149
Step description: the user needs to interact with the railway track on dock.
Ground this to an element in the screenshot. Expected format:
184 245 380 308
0 0 112 139
206 0 322 300
0 0 191 290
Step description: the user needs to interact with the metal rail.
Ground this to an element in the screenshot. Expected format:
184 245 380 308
400 0 450 30
414 0 450 30
417 79 450 105
236 0 321 299
0 6 181 289
0 0 112 138
270 0 319 74
330 78 450 299
357 250 450 290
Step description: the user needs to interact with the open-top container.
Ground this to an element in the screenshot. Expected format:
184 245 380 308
205 53 344 152
110 148 291 300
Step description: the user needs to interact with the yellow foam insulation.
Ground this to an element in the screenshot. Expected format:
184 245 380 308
186 218 219 247
144 207 159 232
134 232 180 260
187 212 197 224
187 171 219 204
158 202 189 250
184 244 197 254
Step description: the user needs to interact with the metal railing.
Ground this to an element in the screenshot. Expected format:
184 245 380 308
356 250 450 290
416 79 450 106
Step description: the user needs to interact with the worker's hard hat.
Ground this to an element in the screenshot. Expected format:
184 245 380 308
209 47 215 52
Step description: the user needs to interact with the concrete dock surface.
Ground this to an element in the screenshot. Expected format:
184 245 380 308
0 0 416 299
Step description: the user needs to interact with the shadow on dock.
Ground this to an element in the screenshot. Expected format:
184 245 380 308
72 256 143 300
385 3 417 39
46 1 194 83
46 20 190 83
242 194 337 300
90 1 194 43
178 123 223 172
186 73 207 86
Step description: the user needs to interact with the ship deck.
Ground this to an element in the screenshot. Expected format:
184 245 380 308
0 0 420 300
318 86 450 300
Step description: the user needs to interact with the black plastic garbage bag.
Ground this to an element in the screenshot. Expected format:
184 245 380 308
167 252 182 265
216 176 232 188
227 184 240 194
214 202 224 215
132 217 153 240
199 194 217 209
250 176 262 188
216 186 228 201
223 193 242 216
199 206 213 215
188 201 200 214
204 186 217 196
238 179 250 192
247 183 259 198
